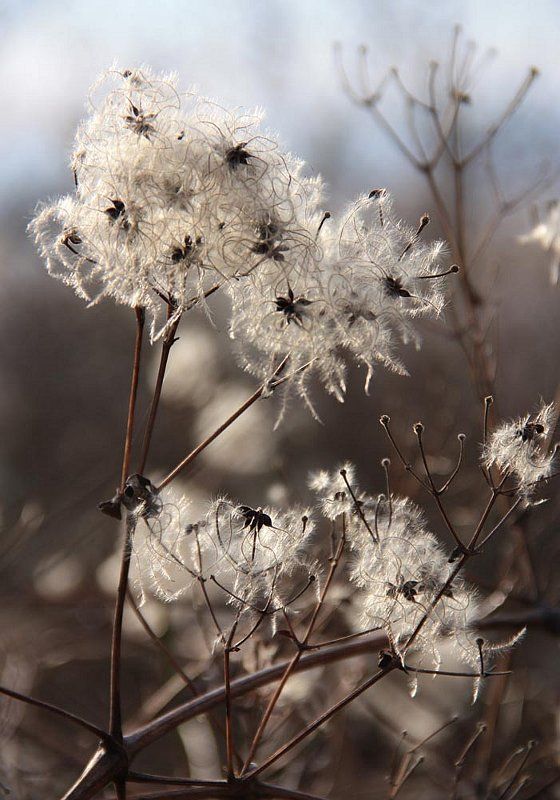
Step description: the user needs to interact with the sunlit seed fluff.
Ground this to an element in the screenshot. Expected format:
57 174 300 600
30 66 326 339
129 486 195 604
228 270 348 414
322 193 447 389
334 194 447 320
332 476 479 665
308 463 362 521
229 190 451 410
130 485 319 615
192 498 318 618
31 65 455 400
466 628 526 703
483 402 557 496
347 492 428 548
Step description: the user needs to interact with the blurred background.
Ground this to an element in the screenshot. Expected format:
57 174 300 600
1 0 560 797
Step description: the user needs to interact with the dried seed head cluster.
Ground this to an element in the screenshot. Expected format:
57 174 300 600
231 192 450 410
310 468 478 668
30 66 322 338
130 485 318 618
31 66 453 407
483 402 557 497
130 485 193 603
123 450 531 700
193 499 318 621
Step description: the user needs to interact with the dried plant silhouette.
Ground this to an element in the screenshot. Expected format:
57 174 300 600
2 27 560 800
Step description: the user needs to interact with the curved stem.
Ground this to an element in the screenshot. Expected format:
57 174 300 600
0 685 110 742
125 629 388 754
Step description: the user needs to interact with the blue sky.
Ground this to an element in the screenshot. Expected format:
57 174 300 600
1 0 559 208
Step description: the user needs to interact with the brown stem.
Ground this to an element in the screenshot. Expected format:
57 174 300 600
109 516 136 740
122 784 328 800
224 624 238 780
127 590 244 770
414 424 467 553
240 520 347 774
128 772 228 787
126 589 198 697
125 629 388 754
452 723 487 800
244 667 393 780
138 306 181 475
404 486 502 654
0 685 110 742
158 359 288 491
60 747 127 800
461 68 539 166
402 665 511 679
495 741 534 800
120 307 145 492
122 789 234 799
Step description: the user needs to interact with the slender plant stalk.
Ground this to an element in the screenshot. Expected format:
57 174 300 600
240 520 347 774
138 306 181 475
126 589 198 696
128 772 229 787
122 783 327 800
120 307 145 492
109 516 136 739
109 306 147 744
244 667 393 780
126 628 387 753
221 618 240 780
158 358 288 491
0 685 111 742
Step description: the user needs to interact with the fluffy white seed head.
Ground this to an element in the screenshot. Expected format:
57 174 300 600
193 498 318 618
129 483 318 620
483 402 557 497
229 192 449 404
129 485 196 603
308 463 362 521
31 66 454 403
30 67 325 339
349 496 476 658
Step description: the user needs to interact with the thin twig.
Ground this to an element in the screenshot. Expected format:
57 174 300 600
109 516 136 740
120 307 145 492
158 359 288 490
243 667 393 780
0 685 111 743
239 515 347 775
126 589 198 697
138 305 181 475
224 622 239 780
